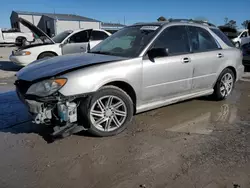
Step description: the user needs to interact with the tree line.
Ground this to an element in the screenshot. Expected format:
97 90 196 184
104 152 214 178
157 16 250 30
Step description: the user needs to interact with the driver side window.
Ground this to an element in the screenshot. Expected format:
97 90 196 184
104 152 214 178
69 30 90 43
153 26 190 55
241 31 247 38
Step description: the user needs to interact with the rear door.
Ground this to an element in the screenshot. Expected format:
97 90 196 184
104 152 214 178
62 29 91 55
186 26 224 92
89 30 110 49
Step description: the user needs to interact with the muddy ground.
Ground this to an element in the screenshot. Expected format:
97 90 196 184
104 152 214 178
0 78 249 188
1 47 250 188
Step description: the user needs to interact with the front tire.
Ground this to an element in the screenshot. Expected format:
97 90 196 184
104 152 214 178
212 68 235 101
80 86 134 137
37 52 56 60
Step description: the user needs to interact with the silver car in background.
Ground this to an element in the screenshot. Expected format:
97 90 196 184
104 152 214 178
15 19 244 138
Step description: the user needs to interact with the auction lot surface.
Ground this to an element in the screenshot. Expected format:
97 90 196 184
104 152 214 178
0 47 250 188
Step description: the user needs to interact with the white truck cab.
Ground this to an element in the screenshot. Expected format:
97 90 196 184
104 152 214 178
0 28 33 44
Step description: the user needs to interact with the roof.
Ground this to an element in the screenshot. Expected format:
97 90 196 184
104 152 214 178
14 11 100 22
133 19 216 27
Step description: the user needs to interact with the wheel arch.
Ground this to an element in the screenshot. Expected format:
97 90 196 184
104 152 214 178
37 51 58 60
102 81 137 114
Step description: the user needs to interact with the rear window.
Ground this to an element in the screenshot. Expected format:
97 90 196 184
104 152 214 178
210 28 235 47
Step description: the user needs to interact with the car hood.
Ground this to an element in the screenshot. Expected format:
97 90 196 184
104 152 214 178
16 53 128 82
18 17 55 44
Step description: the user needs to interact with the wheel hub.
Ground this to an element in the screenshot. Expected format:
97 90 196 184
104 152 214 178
105 109 113 117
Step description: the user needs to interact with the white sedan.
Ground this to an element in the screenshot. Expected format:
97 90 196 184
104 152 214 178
10 18 111 66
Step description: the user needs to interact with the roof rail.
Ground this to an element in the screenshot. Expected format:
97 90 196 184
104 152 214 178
168 19 216 27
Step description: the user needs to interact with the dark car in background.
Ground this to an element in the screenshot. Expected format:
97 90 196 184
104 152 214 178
241 43 250 67
218 26 238 42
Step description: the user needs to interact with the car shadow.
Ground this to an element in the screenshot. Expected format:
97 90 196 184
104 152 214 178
0 60 22 72
0 91 55 143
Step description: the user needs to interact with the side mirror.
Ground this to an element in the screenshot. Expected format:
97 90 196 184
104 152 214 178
147 48 169 59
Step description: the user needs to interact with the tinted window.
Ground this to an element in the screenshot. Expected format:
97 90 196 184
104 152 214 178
69 30 91 43
52 31 72 43
188 26 219 52
153 26 190 55
241 31 247 38
210 28 234 47
91 31 109 41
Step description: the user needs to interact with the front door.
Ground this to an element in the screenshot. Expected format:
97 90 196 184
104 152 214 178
240 31 250 46
62 29 92 55
89 30 110 49
186 26 224 91
142 25 193 102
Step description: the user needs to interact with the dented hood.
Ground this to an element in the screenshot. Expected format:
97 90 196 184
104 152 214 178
16 53 127 82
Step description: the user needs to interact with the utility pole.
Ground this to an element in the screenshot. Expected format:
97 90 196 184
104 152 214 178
124 16 125 25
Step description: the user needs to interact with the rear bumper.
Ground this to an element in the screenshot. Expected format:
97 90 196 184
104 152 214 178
9 54 35 66
236 65 245 81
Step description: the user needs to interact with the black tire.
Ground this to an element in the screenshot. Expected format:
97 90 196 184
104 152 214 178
212 68 235 101
37 52 56 60
79 86 134 137
15 37 27 47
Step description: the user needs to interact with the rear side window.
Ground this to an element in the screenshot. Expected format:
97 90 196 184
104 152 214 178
210 28 235 47
188 26 220 52
91 31 109 41
153 26 190 55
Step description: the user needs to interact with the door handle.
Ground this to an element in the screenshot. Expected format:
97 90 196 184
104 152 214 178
217 53 223 58
182 57 190 63
80 46 85 49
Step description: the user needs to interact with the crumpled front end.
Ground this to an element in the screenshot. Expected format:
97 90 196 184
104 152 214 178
15 79 87 137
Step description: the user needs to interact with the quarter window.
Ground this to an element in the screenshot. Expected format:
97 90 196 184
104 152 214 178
153 26 190 55
188 26 219 52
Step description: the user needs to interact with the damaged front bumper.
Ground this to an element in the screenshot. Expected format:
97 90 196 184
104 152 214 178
16 89 87 137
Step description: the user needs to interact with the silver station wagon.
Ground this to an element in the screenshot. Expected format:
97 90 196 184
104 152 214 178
15 19 244 137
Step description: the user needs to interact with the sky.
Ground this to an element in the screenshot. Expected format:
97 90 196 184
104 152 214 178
0 0 249 29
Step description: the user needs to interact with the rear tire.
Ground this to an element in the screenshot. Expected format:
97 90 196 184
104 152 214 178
212 68 235 101
79 86 134 137
37 52 56 60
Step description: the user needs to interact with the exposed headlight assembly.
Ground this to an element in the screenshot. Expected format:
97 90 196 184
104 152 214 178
26 78 67 97
14 51 31 56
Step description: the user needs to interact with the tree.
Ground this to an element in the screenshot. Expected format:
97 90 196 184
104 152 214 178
242 20 250 29
157 16 167 22
224 17 229 25
225 20 237 29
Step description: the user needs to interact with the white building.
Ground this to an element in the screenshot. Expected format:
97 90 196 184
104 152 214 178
10 11 101 37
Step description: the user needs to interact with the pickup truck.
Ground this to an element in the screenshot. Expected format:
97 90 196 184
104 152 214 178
0 28 34 45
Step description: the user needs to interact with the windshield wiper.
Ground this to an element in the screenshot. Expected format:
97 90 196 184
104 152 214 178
89 51 113 55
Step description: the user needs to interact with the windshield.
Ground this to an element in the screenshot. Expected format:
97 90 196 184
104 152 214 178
52 30 73 43
90 25 161 58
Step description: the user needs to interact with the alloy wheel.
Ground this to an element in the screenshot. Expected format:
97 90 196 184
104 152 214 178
89 95 127 132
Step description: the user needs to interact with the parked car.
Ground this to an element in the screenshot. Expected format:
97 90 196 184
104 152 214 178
218 26 238 42
10 18 111 66
241 42 250 67
15 20 244 138
0 28 34 44
232 29 250 48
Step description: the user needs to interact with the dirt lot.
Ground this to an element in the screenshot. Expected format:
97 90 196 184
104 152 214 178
0 47 250 188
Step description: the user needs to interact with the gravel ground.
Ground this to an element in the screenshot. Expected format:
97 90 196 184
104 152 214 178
0 47 250 188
